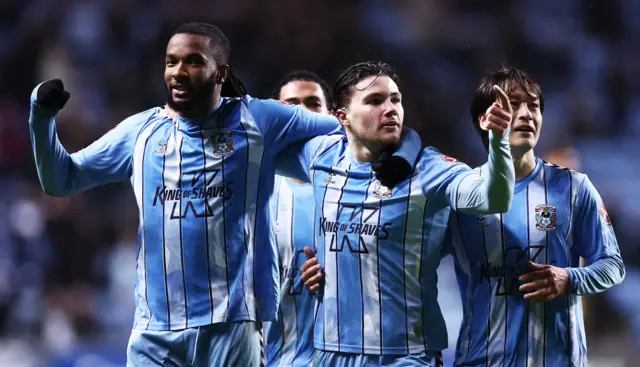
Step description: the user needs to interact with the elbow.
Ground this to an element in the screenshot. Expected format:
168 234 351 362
615 258 626 285
485 181 514 214
496 198 513 214
40 182 73 197
488 195 513 214
41 186 68 197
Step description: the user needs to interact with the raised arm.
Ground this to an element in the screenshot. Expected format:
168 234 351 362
30 80 154 196
421 85 514 214
452 129 514 214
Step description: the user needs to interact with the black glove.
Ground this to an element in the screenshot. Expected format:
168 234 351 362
372 150 413 189
36 79 70 110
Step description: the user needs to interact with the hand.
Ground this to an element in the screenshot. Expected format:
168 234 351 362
36 79 71 111
519 261 570 302
300 246 323 293
481 85 512 137
372 150 412 189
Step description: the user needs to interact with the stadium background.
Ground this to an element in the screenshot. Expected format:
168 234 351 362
0 0 637 365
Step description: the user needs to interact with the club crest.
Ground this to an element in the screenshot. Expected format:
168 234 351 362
535 204 557 231
211 129 234 157
373 180 392 199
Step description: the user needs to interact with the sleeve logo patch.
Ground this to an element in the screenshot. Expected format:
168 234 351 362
278 100 295 106
443 155 459 163
600 202 612 225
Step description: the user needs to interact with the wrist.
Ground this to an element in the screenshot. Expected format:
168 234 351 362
564 267 577 294
30 103 58 125
488 129 510 146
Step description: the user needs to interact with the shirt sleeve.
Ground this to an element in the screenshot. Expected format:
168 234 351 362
29 82 154 196
275 135 340 183
565 176 625 296
248 97 423 169
247 97 343 153
420 130 514 214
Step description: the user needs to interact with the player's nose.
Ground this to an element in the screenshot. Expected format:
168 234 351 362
171 61 189 79
516 104 533 121
383 101 398 117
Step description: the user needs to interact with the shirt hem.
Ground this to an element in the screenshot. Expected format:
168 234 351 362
314 342 426 355
134 312 277 331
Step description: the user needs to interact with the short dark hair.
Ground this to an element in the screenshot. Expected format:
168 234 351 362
170 22 246 97
470 67 544 149
333 61 399 110
271 70 333 107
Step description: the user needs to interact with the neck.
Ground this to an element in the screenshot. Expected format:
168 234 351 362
512 148 536 180
289 178 306 184
348 135 382 163
177 93 221 120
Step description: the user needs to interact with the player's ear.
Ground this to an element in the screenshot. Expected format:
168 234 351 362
335 108 349 127
478 114 490 131
216 64 229 85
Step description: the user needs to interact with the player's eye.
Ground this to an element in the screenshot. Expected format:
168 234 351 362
529 102 539 109
368 98 383 105
184 55 205 66
166 59 177 67
391 96 401 104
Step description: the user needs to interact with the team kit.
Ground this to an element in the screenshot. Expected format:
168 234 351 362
27 22 624 366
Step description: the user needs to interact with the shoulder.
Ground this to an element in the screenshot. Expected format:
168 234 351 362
109 107 164 134
540 159 585 180
416 146 469 173
129 107 163 123
243 95 300 113
309 135 346 164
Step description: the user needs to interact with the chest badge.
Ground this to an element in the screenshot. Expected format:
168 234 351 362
211 129 234 157
535 204 557 231
372 180 392 199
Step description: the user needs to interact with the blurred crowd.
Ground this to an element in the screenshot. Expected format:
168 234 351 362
0 0 637 365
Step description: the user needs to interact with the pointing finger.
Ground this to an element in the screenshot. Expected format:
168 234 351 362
493 85 511 113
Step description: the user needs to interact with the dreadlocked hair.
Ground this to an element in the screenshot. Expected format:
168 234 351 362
171 22 247 97
333 61 399 110
221 64 246 97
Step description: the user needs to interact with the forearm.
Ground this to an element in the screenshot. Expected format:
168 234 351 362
565 254 625 296
456 131 514 214
29 107 80 196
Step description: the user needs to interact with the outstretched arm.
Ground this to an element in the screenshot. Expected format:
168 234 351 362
249 98 423 182
423 86 515 214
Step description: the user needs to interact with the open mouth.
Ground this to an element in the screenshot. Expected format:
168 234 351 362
171 84 192 98
513 125 535 134
381 120 399 129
